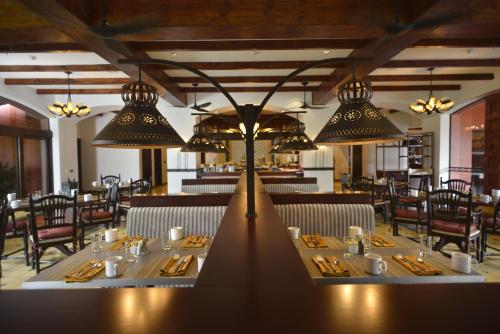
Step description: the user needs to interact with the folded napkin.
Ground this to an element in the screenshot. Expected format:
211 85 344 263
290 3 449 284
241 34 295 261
108 236 142 251
65 260 104 282
160 255 194 277
302 234 328 248
371 235 395 248
392 255 442 276
182 235 208 248
312 255 350 277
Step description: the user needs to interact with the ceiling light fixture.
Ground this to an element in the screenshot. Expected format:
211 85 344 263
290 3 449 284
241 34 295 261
280 121 318 151
314 64 404 145
47 71 91 118
93 65 185 148
181 124 219 152
409 67 454 115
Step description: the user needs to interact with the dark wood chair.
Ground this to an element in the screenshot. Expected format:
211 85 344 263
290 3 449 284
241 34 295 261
388 180 426 236
0 200 8 280
118 178 152 221
2 206 31 266
426 189 482 261
28 193 81 273
79 184 119 248
440 177 471 193
100 174 121 186
352 176 388 222
481 199 500 255
340 173 352 191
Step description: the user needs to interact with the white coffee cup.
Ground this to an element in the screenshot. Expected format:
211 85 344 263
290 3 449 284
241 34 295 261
91 181 99 187
288 227 300 240
451 252 472 274
170 226 184 241
198 253 207 273
348 226 363 239
492 189 500 198
364 253 388 275
105 256 123 278
480 194 491 203
7 193 16 202
70 189 78 197
10 199 22 209
105 228 118 242
83 194 93 202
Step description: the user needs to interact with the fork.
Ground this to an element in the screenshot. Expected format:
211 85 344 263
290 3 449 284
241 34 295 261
396 254 422 272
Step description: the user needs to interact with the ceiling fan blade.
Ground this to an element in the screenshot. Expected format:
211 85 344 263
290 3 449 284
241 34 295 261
192 105 211 113
91 14 158 37
197 102 212 109
302 103 327 110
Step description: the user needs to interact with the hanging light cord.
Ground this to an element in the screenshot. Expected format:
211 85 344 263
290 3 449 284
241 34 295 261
428 67 434 99
65 71 72 103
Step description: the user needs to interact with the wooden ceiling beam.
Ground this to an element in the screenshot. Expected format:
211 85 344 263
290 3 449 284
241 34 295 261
312 0 471 105
0 42 85 52
0 65 117 72
170 75 330 84
368 73 494 81
5 78 130 85
382 59 500 68
17 0 187 106
37 88 122 94
414 38 500 48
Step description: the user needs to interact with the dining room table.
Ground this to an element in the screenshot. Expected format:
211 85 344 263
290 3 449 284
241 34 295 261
297 234 484 284
22 236 210 289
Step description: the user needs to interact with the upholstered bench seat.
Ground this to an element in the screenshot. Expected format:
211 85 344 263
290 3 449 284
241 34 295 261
127 206 227 238
395 208 426 220
431 220 480 236
274 204 374 237
81 211 113 222
181 184 236 193
264 183 319 193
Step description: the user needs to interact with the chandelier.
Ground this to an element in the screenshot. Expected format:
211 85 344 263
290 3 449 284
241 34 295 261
47 71 91 118
409 67 454 115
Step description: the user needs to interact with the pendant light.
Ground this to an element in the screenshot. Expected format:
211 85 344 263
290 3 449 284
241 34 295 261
181 124 219 152
314 64 403 145
279 120 318 151
47 71 90 118
93 64 185 148
214 140 229 153
409 67 454 115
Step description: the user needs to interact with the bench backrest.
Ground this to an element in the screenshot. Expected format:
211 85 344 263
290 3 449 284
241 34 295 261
274 204 374 236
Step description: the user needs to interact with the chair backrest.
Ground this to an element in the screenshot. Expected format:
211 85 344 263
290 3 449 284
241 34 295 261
129 178 152 197
100 174 121 186
352 176 375 203
491 200 500 232
417 176 429 192
106 184 120 212
387 180 397 214
0 200 8 257
340 173 352 191
426 189 473 235
67 178 78 190
28 194 77 244
440 177 471 193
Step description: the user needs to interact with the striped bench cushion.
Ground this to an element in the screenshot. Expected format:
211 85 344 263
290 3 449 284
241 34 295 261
264 183 319 193
181 184 237 193
127 206 227 238
275 204 375 237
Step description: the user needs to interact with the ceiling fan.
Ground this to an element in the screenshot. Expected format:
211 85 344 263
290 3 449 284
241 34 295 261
175 83 212 112
289 82 327 110
90 0 158 38
382 0 459 36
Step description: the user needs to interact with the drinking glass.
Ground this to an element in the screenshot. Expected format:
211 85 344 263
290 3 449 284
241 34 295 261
418 234 432 260
363 230 373 253
124 241 137 262
161 229 172 253
204 236 211 254
91 232 103 253
343 236 355 259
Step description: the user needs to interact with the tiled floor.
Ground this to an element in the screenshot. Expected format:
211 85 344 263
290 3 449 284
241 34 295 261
2 215 500 289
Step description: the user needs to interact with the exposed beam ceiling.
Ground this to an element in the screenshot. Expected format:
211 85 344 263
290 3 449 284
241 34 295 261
5 78 130 85
17 0 187 106
312 0 471 104
0 65 118 72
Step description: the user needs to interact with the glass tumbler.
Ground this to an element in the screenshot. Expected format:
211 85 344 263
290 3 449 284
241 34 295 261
162 229 172 252
418 234 432 259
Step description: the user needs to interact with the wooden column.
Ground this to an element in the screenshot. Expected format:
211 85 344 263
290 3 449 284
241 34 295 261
485 92 500 192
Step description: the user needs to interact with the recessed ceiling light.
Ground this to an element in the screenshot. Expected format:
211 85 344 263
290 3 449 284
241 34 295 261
323 50 331 54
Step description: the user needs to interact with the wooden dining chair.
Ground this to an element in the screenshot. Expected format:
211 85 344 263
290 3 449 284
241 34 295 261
352 176 388 222
0 200 9 280
79 184 119 248
426 188 482 261
100 174 121 186
440 177 471 193
28 193 80 273
118 178 152 222
481 199 500 255
387 180 426 236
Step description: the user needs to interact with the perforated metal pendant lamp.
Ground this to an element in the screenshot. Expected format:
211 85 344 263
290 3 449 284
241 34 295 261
214 140 229 153
181 125 219 153
314 78 404 145
269 136 293 154
279 122 318 151
93 81 185 149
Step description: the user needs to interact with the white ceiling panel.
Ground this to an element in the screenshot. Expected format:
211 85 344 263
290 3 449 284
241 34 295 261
178 82 321 88
394 47 500 60
0 52 110 65
0 71 128 78
164 68 333 77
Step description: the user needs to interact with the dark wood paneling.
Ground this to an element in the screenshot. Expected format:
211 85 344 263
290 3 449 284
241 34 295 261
352 145 363 178
258 171 300 176
141 149 152 180
153 149 162 186
182 178 239 185
269 192 371 204
260 177 317 184
202 172 242 177
130 194 232 207
0 125 52 138
485 92 500 192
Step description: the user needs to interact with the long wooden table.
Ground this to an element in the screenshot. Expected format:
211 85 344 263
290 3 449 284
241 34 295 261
22 238 208 289
298 235 484 284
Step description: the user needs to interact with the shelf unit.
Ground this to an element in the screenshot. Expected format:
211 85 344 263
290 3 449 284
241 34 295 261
376 132 434 187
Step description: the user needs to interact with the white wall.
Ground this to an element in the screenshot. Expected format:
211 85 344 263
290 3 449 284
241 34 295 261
50 117 78 194
77 113 141 189
419 114 450 185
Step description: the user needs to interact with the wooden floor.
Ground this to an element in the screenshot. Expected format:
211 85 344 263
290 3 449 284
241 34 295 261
2 214 500 289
